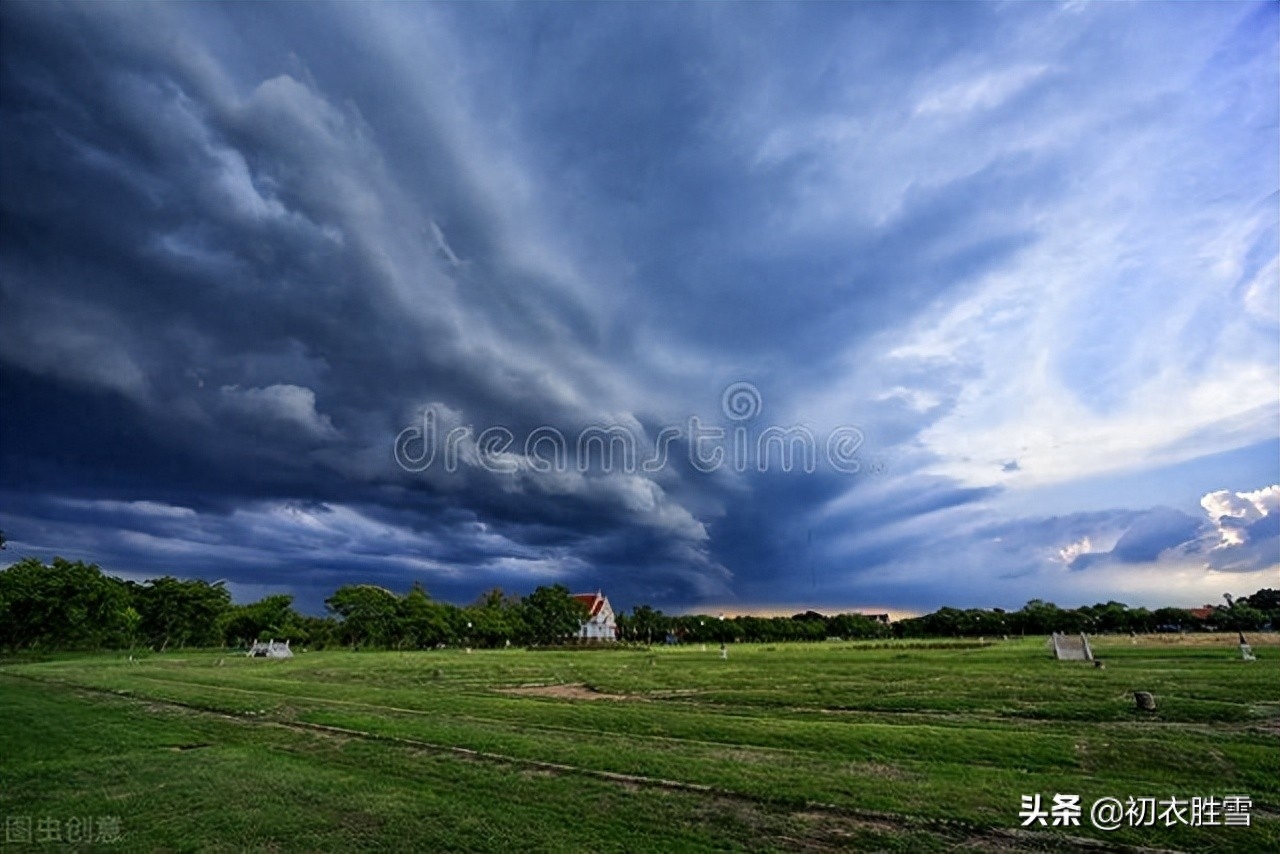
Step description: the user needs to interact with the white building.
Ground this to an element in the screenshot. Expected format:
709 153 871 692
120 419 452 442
572 591 618 641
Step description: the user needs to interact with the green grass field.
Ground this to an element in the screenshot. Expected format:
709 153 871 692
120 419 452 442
2 636 1276 852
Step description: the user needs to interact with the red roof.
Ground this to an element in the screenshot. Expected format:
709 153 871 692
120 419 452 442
1188 607 1216 620
572 592 607 618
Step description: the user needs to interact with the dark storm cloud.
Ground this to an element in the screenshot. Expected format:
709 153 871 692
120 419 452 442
1067 508 1203 571
1 2 1275 611
0 1 728 604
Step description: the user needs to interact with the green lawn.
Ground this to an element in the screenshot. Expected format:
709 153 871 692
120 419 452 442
1 637 1276 852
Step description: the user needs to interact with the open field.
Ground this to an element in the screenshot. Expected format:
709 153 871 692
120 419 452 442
2 636 1277 852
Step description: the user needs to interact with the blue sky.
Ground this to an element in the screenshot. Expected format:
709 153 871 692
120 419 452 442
1 2 1276 615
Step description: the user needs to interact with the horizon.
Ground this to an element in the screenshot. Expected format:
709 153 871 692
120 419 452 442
8 555 1273 624
2 2 1277 616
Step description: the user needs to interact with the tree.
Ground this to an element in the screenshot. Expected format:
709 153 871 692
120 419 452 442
222 595 304 646
1082 601 1133 634
1238 589 1280 627
1240 588 1279 611
625 605 668 643
828 613 891 640
132 576 231 649
1151 607 1196 631
1214 604 1267 632
0 557 132 651
787 613 830 641
326 584 400 648
397 584 458 648
1128 607 1155 632
1009 600 1074 634
463 587 522 647
520 585 588 645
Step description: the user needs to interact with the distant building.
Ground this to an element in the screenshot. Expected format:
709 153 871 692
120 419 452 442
860 613 891 624
572 591 618 641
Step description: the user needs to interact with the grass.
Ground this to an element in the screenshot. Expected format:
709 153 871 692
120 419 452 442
1 635 1276 852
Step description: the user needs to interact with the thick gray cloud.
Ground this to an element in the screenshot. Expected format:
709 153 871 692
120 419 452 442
1 2 1275 612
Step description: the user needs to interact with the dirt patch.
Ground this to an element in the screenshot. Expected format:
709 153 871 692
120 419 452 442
337 811 386 838
496 683 633 701
846 761 913 780
793 810 903 836
1254 710 1280 735
518 766 559 779
647 689 702 700
704 746 791 766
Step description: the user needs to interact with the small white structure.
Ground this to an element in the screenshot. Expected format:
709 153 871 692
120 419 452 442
572 591 618 641
1239 632 1256 662
1051 632 1093 661
247 639 293 659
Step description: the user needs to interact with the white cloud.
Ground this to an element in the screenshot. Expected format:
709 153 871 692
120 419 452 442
739 3 1275 501
876 386 942 413
430 220 463 267
220 384 339 440
878 126 1278 489
914 64 1050 116
1201 485 1279 548
1057 536 1092 564
1242 255 1279 323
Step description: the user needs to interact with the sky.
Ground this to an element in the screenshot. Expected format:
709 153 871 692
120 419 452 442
1 1 1276 616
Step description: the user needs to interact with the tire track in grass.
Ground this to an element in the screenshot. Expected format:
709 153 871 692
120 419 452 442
2 673 1183 854
104 673 928 773
90 663 1275 740
141 673 1266 793
99 672 1074 776
22 670 1261 815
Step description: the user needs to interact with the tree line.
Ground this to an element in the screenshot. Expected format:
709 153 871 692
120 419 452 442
0 558 592 652
0 556 1275 653
620 594 1278 643
890 594 1277 637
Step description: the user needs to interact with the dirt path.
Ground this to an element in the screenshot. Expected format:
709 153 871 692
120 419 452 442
496 682 633 701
